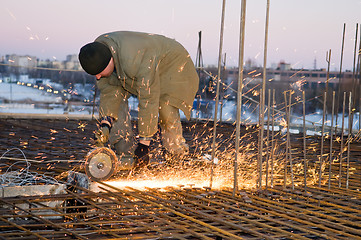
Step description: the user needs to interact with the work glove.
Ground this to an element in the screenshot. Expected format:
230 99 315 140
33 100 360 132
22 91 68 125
134 143 150 168
94 126 110 147
94 116 113 147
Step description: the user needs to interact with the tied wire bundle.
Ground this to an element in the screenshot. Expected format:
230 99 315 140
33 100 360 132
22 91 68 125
0 148 59 187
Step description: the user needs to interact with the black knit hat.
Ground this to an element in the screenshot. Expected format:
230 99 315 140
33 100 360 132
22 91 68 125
78 42 112 75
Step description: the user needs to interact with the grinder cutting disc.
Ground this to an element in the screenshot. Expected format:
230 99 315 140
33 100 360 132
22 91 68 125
84 147 117 181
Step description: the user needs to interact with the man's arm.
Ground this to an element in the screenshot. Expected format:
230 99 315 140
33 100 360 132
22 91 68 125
122 49 161 139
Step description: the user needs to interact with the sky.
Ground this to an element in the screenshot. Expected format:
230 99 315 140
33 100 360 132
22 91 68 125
1 0 361 70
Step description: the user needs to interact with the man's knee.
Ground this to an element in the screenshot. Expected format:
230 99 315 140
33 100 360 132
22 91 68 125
113 139 133 155
109 123 134 155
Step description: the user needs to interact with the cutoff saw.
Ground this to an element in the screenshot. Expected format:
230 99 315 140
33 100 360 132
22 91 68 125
84 147 134 181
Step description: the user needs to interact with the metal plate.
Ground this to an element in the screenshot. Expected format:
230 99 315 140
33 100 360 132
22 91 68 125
84 147 117 181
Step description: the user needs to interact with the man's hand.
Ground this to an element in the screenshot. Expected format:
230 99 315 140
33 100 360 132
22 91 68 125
94 126 110 147
134 143 150 168
94 116 113 147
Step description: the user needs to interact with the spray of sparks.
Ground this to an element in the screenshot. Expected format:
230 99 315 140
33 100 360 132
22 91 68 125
103 139 336 191
105 153 260 191
102 118 336 192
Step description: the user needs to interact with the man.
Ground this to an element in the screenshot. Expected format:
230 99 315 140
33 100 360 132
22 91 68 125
79 31 199 167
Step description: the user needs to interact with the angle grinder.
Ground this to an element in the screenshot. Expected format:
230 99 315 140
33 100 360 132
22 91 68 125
84 147 135 181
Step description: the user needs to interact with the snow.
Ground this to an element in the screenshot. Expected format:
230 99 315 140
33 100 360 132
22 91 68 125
0 82 62 103
0 82 91 115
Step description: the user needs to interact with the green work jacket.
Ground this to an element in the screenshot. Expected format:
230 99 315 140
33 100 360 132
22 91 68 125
95 31 199 137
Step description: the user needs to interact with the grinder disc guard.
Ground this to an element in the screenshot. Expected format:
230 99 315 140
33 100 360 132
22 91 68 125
84 147 117 181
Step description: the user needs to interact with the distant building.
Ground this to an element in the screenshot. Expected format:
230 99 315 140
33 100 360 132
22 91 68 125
66 54 78 62
216 61 355 100
3 53 82 71
38 59 52 68
266 68 353 86
278 61 291 71
49 54 81 70
265 61 354 91
52 60 65 69
4 54 38 74
5 54 38 68
244 58 259 70
64 54 81 70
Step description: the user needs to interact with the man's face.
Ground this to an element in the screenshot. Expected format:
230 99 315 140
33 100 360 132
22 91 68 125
95 57 115 80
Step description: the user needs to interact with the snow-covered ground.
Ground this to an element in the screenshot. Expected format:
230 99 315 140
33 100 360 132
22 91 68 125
0 82 62 103
0 82 92 115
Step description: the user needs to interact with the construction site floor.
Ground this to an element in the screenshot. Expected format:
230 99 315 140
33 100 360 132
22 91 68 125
1 117 361 239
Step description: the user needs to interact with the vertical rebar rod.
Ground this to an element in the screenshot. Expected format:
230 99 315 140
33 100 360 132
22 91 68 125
258 89 264 188
288 91 294 190
346 92 352 189
196 31 204 70
359 76 361 133
195 31 204 120
271 89 275 188
302 91 307 190
319 91 327 188
350 24 358 138
354 24 361 131
359 62 361 132
233 0 247 195
325 50 331 119
210 0 226 189
283 91 294 189
352 24 359 108
335 23 346 134
283 91 288 189
265 89 271 189
338 92 346 188
328 91 335 189
220 53 226 124
258 0 271 190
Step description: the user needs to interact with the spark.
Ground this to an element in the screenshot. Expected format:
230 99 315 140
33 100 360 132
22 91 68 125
6 8 16 21
178 62 187 72
77 122 87 131
50 129 58 134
